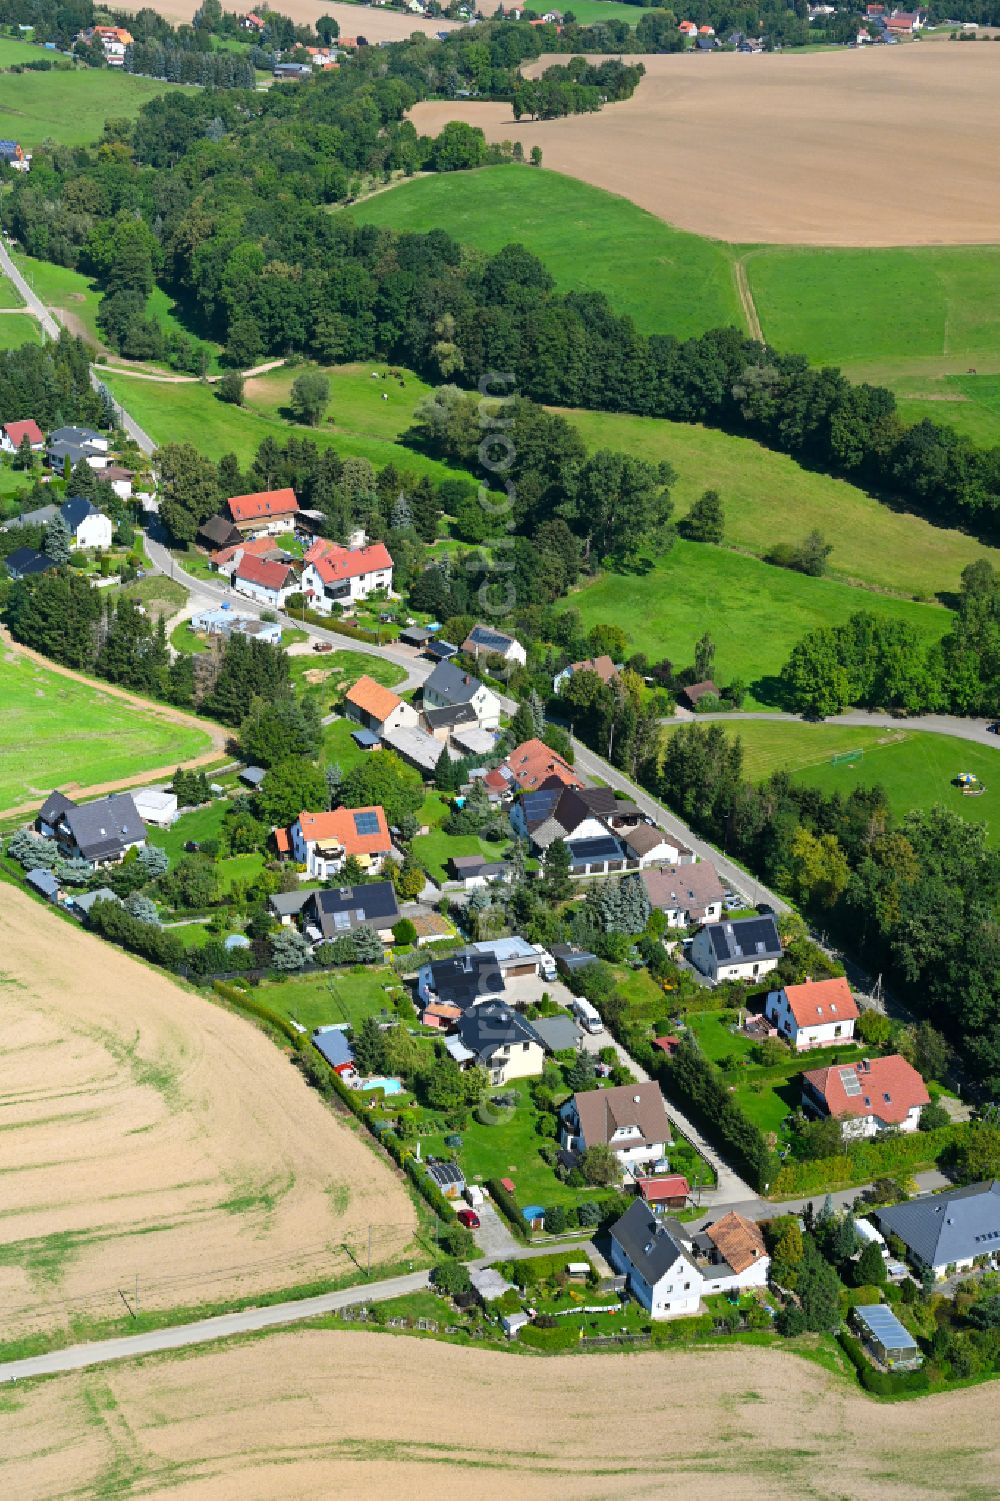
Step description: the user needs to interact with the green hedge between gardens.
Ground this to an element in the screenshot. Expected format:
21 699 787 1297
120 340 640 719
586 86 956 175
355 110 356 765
772 1124 965 1197
649 1312 714 1346
486 1177 531 1244
212 980 301 1044
285 605 380 642
518 1322 581 1352
838 1331 928 1396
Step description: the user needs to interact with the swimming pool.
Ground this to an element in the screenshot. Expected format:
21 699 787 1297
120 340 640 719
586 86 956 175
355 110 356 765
362 1076 404 1095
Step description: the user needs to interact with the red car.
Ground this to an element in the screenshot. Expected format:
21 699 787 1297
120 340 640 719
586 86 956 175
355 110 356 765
456 1208 480 1230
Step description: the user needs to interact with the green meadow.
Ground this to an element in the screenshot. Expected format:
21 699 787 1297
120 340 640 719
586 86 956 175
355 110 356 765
662 718 1000 844
0 313 40 349
347 165 743 340
565 540 952 698
0 59 180 148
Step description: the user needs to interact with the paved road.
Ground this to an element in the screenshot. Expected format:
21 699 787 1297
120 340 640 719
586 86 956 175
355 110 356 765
685 708 1000 753
691 1168 953 1229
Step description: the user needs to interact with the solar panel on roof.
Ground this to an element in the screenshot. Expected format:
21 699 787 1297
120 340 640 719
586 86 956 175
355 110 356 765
352 810 381 836
840 1067 862 1096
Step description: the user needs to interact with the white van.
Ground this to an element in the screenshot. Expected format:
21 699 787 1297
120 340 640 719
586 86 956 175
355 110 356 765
570 997 604 1034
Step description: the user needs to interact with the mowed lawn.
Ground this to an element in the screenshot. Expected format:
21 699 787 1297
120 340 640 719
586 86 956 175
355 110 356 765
347 166 743 340
566 541 953 696
560 407 1000 598
257 966 402 1033
101 369 464 484
0 648 211 808
662 719 1000 844
0 274 24 308
0 313 40 350
0 63 181 148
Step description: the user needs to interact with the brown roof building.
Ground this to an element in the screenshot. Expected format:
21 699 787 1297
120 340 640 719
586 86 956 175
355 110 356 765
642 863 725 925
679 680 719 710
704 1212 767 1275
561 1081 672 1170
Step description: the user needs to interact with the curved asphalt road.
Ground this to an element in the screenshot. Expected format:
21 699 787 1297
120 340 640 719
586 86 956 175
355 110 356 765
676 708 1000 752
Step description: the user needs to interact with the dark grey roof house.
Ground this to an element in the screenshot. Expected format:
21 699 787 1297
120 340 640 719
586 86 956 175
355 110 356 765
423 702 478 732
302 880 400 941
2 503 58 530
608 1201 698 1314
55 792 146 865
689 914 782 982
198 514 242 550
874 1181 1000 1276
417 950 505 1011
6 547 56 580
398 625 433 647
423 659 482 705
60 495 100 533
36 790 78 837
452 1001 544 1065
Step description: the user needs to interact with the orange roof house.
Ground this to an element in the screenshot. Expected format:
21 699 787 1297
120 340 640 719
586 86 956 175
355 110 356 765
503 738 584 793
291 805 391 863
226 487 300 529
303 537 393 584
765 976 859 1050
705 1212 767 1275
345 675 403 724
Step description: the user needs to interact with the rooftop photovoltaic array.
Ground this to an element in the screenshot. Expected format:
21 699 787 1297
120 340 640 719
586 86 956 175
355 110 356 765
840 1067 862 1096
352 811 381 836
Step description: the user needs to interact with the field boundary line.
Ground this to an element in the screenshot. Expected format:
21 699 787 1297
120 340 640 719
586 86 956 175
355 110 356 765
733 255 763 342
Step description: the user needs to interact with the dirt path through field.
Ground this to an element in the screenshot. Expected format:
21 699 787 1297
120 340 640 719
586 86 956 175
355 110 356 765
0 631 227 818
733 256 762 341
0 888 418 1341
3 1328 998 1499
412 47 1000 246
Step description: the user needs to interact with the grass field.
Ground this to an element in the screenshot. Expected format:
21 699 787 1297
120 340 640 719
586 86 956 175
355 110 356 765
0 273 23 308
0 312 40 349
257 966 402 1034
662 718 1000 843
561 407 1000 599
101 367 465 483
289 648 405 712
347 166 743 340
0 646 211 808
0 61 181 148
566 541 953 697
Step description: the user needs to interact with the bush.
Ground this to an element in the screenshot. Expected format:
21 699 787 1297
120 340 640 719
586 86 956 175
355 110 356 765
392 918 418 946
544 1204 568 1234
432 1259 472 1296
838 1331 928 1395
486 1178 531 1242
649 1312 713 1345
212 981 299 1043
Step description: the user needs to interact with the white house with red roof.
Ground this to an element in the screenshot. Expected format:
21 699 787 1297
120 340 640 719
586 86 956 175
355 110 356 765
1 419 45 453
344 674 419 734
285 805 392 878
301 537 393 612
226 487 300 538
802 1054 929 1139
765 977 859 1052
232 553 298 609
485 737 585 799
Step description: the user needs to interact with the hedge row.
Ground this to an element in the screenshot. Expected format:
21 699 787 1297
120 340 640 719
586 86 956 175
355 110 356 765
649 1312 714 1346
838 1331 929 1396
212 980 301 1044
518 1322 580 1352
654 1042 772 1192
486 1177 531 1243
772 1124 965 1197
285 605 380 642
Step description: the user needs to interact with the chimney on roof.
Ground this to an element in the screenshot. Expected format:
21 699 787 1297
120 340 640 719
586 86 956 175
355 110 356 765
861 1058 871 1072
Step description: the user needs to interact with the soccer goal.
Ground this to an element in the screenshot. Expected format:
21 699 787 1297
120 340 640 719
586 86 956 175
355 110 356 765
830 748 864 767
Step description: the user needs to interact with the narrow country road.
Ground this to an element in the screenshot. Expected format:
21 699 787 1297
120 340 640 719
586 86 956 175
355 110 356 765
677 708 1000 752
0 238 60 339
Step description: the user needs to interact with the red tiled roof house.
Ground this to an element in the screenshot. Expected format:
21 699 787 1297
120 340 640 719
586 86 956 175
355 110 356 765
287 805 392 879
301 538 393 613
1 419 45 453
765 977 859 1051
802 1054 930 1139
232 553 298 609
226 487 300 537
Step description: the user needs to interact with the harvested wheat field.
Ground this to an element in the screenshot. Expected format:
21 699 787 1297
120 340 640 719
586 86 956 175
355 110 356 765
0 888 416 1339
412 47 1000 245
120 0 462 36
3 1329 999 1499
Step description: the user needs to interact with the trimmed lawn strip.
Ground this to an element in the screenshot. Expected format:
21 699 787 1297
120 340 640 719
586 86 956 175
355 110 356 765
0 312 40 349
257 965 405 1034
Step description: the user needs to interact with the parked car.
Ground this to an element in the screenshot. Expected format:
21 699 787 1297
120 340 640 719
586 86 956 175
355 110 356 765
756 902 775 916
457 1208 480 1229
313 641 333 653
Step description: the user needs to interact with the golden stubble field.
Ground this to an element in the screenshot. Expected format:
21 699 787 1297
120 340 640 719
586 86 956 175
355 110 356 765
3 1329 999 1499
119 0 462 37
412 47 1000 245
0 888 416 1338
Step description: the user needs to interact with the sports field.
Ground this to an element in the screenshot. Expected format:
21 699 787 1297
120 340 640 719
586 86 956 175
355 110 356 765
565 541 952 696
0 644 213 811
348 166 743 339
0 61 181 148
3 1329 998 1499
561 407 1000 598
0 889 418 1344
410 48 1000 246
662 718 1000 843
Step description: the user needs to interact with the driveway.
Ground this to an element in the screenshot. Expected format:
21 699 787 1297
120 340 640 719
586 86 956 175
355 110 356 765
471 1202 523 1259
502 974 578 1011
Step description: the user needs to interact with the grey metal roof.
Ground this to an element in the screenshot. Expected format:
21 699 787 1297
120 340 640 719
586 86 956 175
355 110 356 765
269 889 313 917
424 659 482 705
611 1200 691 1284
875 1182 1000 1268
530 1015 580 1054
239 765 266 787
380 723 442 773
423 702 478 730
6 503 58 528
312 1026 354 1069
707 915 782 963
351 728 381 748
73 887 119 914
853 1304 918 1352
62 793 144 861
398 625 433 645
25 867 59 898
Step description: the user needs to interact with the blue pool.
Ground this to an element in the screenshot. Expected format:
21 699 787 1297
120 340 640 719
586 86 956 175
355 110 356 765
362 1076 404 1095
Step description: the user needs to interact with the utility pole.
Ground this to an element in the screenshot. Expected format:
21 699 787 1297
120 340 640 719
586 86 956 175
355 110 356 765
367 1224 372 1280
136 1273 140 1319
